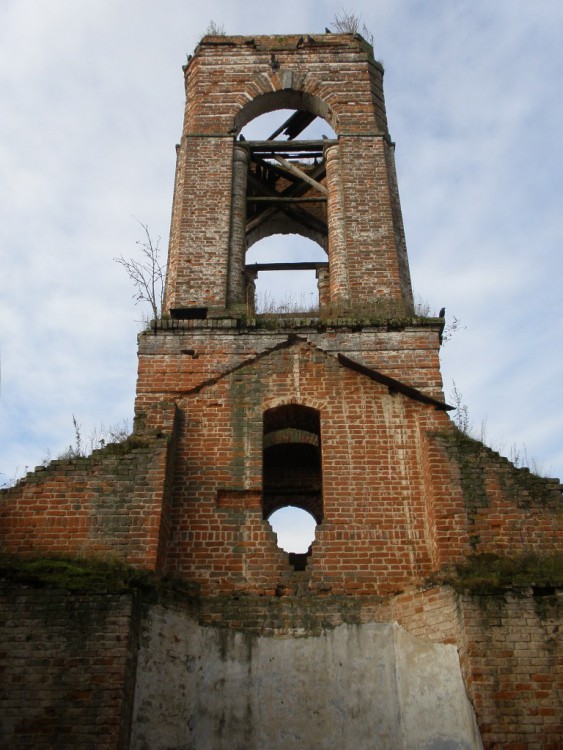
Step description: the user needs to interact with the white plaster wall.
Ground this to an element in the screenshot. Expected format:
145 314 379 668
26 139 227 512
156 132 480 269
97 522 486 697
130 605 482 750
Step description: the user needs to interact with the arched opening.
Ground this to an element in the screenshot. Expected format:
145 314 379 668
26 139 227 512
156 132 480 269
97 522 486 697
263 405 322 570
240 108 337 142
230 96 338 315
246 235 326 314
234 90 338 137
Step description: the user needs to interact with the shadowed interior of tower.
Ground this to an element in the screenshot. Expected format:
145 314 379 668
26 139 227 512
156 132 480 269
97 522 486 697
263 404 322 568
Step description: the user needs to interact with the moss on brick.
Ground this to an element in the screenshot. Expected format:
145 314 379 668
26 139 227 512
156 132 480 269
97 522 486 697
436 552 563 595
0 554 198 598
197 593 367 636
437 428 561 513
93 434 151 456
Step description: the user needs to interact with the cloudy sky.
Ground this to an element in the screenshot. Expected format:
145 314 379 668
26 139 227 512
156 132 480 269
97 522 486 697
1 0 562 505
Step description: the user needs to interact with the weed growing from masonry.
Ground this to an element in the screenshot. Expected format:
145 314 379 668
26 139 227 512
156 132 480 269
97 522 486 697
55 417 131 461
448 382 548 476
1 419 133 489
254 290 320 316
331 10 375 47
204 20 226 36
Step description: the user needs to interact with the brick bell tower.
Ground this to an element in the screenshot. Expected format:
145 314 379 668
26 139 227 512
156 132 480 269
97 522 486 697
163 34 414 318
3 31 562 750
135 32 454 593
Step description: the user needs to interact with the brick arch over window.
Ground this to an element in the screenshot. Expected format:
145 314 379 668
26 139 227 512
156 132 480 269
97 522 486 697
246 213 327 253
233 86 337 136
262 404 323 523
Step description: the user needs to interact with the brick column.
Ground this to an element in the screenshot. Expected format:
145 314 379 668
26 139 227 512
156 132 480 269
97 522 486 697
316 265 330 309
325 144 349 309
227 144 250 312
244 266 258 315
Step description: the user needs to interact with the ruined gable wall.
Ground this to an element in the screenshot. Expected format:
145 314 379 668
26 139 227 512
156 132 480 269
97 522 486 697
163 341 456 594
135 320 446 414
432 432 562 556
0 429 174 571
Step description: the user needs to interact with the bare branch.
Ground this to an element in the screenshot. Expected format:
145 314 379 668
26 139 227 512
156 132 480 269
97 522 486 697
332 10 360 34
450 380 471 435
442 315 467 345
115 219 165 322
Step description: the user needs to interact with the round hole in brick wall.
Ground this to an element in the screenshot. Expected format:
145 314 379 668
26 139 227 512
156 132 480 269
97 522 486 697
268 506 316 553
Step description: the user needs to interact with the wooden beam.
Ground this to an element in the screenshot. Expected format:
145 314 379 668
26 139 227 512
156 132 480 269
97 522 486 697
249 156 300 185
267 111 317 140
246 160 328 235
246 262 328 272
271 155 328 194
246 139 336 152
247 196 326 203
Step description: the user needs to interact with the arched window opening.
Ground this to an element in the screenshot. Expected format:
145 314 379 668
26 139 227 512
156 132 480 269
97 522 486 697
246 235 326 314
235 91 337 137
233 101 337 315
240 108 337 142
263 405 322 570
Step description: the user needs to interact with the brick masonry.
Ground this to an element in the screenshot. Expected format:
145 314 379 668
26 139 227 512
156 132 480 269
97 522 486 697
164 34 412 314
458 592 562 750
0 431 175 572
0 586 139 749
1 583 559 749
0 31 561 749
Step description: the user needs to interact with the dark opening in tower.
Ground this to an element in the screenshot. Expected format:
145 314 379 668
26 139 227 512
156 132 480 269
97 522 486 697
263 404 323 570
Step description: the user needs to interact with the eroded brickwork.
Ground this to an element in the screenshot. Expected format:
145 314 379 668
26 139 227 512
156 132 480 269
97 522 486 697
0 586 139 749
0 429 174 571
435 433 562 556
459 592 562 750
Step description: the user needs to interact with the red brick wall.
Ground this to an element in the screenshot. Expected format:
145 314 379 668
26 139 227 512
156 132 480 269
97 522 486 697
458 591 562 750
162 339 453 594
0 430 174 571
0 586 139 749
